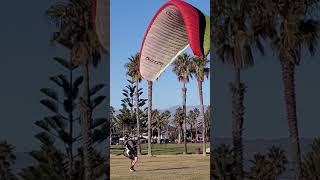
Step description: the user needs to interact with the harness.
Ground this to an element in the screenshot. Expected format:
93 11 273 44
123 140 135 157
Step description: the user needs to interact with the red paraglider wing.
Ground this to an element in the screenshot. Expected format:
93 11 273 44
91 0 109 54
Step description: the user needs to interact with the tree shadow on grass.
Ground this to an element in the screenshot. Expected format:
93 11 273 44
143 167 192 171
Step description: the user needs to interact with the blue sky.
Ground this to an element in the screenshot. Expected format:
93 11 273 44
110 0 210 110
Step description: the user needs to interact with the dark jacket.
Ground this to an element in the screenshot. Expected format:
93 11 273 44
125 139 137 152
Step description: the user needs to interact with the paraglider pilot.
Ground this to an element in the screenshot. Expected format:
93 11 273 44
123 134 138 172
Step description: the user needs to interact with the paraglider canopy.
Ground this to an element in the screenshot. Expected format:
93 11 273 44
139 0 209 81
203 15 210 57
91 0 109 54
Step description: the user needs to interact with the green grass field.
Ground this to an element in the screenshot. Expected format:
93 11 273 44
111 155 210 180
111 143 210 180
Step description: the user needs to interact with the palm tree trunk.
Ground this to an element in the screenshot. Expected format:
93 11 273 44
182 82 187 154
130 96 134 113
208 128 210 142
195 123 198 142
157 127 161 144
147 81 152 156
197 80 206 156
135 81 141 155
178 128 181 144
80 64 93 180
280 55 302 180
231 67 245 180
190 124 193 142
68 68 74 179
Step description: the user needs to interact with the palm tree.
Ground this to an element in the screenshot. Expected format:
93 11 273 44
151 109 161 144
267 146 288 180
302 138 320 179
147 76 160 155
151 109 170 144
194 108 200 142
173 107 184 144
161 111 171 141
191 56 209 156
158 111 171 144
187 110 194 142
116 107 136 135
248 146 287 180
212 144 235 180
125 53 142 155
172 53 193 154
0 141 16 180
249 154 271 180
47 1 103 179
187 108 199 142
213 0 264 178
204 105 211 142
251 0 320 178
147 81 153 156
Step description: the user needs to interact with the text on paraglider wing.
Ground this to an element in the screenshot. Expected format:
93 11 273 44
145 57 164 66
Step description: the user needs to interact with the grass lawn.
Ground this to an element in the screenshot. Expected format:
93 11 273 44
111 155 210 180
110 143 210 155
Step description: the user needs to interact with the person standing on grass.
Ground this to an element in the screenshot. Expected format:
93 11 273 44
123 134 138 172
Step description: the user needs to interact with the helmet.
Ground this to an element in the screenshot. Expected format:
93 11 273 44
123 134 129 140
